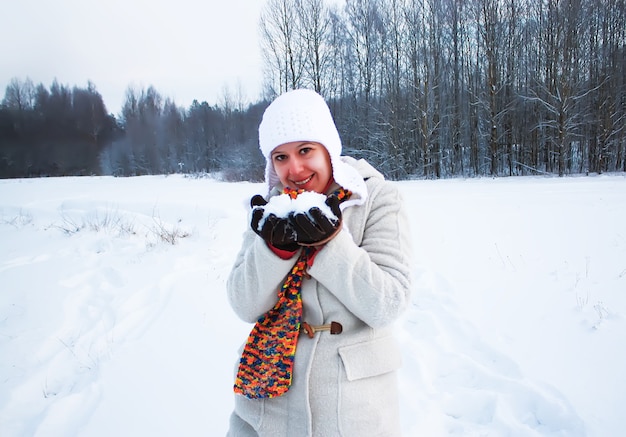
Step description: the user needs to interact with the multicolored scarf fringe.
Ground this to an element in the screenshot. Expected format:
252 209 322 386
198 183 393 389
234 187 351 399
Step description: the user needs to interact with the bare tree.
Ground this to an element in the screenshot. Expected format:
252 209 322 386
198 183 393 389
298 0 333 94
72 81 108 147
260 0 306 95
344 0 383 104
402 0 428 175
525 0 588 176
2 77 36 113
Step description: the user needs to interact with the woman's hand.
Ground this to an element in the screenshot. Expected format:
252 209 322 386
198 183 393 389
250 195 299 251
289 195 342 246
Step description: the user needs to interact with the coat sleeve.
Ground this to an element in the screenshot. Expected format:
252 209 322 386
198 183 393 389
307 181 412 328
226 229 300 323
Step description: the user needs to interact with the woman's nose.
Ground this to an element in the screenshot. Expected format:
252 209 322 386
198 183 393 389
288 156 304 175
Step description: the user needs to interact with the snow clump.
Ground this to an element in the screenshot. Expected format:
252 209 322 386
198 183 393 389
255 191 337 231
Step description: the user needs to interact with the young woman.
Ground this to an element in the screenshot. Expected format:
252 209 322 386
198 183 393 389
226 89 412 437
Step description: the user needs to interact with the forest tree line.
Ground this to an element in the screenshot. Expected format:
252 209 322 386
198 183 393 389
0 79 265 179
1 0 625 179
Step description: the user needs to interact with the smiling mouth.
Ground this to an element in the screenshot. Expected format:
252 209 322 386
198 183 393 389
293 175 313 186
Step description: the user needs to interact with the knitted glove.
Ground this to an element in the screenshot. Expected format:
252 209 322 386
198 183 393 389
289 195 342 246
250 195 299 251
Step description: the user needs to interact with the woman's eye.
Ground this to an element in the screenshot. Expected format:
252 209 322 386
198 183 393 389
274 154 286 162
299 147 312 155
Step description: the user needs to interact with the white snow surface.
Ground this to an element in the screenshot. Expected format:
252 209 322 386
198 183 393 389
1 174 625 436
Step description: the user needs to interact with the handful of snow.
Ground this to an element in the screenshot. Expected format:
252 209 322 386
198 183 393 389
255 191 338 231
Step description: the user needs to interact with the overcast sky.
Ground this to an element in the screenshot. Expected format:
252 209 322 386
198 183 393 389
0 0 266 115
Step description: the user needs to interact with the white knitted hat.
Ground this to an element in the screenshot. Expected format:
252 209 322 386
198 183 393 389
258 89 367 206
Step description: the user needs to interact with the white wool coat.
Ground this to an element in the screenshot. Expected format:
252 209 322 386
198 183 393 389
226 157 412 437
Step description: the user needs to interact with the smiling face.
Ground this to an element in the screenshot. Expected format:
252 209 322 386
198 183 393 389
271 141 333 193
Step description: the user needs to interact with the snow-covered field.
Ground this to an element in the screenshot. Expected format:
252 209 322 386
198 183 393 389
1 173 624 436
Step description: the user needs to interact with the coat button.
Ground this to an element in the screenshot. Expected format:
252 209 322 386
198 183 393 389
329 321 343 335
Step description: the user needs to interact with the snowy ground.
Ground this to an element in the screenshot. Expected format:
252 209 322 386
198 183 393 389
1 173 624 436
